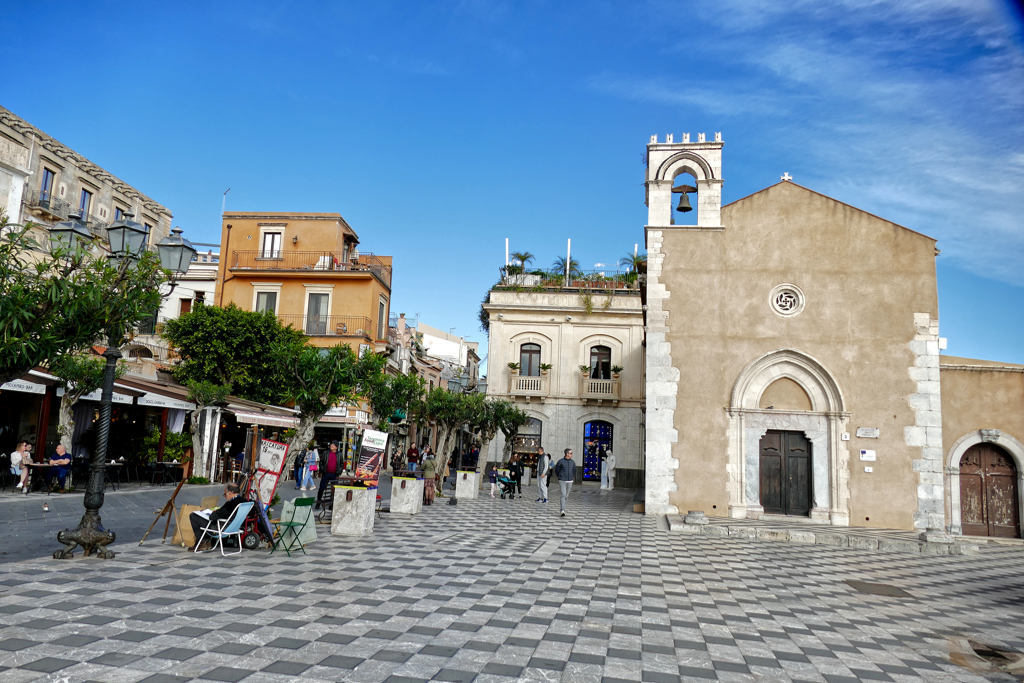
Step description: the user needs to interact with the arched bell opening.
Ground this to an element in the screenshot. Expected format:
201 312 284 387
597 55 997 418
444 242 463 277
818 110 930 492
671 170 699 226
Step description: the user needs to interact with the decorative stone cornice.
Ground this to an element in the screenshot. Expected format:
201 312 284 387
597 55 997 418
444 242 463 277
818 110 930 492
0 106 171 219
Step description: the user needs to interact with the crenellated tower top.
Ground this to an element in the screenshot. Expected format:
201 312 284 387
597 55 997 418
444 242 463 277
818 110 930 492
645 132 724 228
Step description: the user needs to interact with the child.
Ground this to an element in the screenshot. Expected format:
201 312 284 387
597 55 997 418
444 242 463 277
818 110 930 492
489 465 498 498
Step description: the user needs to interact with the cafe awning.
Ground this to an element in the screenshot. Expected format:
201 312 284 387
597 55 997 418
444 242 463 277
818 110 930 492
232 411 300 428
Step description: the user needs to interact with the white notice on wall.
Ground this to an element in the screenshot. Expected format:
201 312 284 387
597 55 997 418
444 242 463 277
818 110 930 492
856 427 880 438
864 466 874 473
860 449 877 462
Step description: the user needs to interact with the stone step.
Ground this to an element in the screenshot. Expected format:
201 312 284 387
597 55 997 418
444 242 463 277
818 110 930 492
666 514 980 555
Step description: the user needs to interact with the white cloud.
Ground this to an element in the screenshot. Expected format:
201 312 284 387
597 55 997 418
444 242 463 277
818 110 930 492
590 0 1024 285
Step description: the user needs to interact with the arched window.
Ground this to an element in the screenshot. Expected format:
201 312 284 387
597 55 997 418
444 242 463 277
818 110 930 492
520 343 541 377
589 345 611 379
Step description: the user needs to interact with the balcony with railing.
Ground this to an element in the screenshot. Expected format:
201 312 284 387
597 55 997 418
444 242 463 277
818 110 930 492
579 377 620 401
499 268 640 291
278 314 374 339
230 250 392 289
508 373 549 401
24 189 71 221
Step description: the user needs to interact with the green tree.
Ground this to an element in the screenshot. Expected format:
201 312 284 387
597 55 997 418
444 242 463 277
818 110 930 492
162 303 306 404
49 353 127 452
366 372 425 432
619 251 647 272
510 251 535 271
551 255 581 278
0 216 167 385
274 341 386 471
496 400 530 463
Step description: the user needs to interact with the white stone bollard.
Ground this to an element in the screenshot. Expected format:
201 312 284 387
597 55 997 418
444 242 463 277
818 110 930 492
523 469 531 487
330 485 375 536
455 470 481 499
391 477 424 514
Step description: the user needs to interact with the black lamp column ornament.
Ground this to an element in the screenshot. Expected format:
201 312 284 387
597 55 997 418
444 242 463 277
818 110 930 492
54 215 196 559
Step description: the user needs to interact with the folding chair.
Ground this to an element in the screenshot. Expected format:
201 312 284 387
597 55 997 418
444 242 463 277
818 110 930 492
271 497 314 556
195 501 255 556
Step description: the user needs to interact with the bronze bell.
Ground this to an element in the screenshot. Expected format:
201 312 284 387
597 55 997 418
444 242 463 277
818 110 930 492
673 184 697 213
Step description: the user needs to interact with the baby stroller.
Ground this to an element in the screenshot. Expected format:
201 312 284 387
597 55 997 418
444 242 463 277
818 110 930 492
497 475 517 499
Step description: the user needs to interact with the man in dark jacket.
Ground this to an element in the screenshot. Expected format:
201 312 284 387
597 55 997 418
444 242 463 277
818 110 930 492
553 448 576 517
508 455 524 495
190 483 247 551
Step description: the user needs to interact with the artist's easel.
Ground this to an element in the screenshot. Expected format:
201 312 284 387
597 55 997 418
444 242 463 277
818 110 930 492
139 461 192 545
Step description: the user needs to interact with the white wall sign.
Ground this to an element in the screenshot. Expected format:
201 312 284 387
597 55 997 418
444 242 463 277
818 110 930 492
856 427 880 438
864 466 873 473
0 380 45 395
859 449 877 462
138 393 196 410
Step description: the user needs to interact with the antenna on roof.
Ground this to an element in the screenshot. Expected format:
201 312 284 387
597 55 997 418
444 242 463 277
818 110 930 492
222 188 231 214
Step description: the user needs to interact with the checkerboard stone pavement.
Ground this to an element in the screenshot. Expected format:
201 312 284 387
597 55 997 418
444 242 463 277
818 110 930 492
0 486 1022 683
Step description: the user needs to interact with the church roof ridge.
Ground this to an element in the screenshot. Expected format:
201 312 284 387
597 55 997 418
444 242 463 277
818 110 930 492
723 181 937 243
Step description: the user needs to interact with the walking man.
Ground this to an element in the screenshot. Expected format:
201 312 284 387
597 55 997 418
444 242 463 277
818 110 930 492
535 447 550 503
553 448 576 517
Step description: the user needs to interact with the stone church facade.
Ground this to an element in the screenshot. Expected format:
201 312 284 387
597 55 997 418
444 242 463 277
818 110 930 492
644 134 1023 538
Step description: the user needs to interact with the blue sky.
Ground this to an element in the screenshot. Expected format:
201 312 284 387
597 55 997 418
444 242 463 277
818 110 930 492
2 0 1022 368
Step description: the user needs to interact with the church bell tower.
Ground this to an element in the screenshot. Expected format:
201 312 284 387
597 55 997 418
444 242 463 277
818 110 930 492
645 132 723 229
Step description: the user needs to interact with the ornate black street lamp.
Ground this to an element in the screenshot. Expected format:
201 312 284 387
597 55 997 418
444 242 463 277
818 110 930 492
49 212 93 251
54 216 196 559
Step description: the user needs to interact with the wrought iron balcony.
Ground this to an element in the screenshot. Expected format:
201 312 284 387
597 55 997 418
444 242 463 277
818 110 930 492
579 377 620 401
24 189 71 221
230 250 392 289
509 373 549 400
277 314 374 338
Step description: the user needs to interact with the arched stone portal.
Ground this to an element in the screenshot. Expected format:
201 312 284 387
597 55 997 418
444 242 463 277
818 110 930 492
945 429 1024 538
726 349 852 524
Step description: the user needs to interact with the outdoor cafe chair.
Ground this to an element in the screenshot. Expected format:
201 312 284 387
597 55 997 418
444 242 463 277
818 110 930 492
194 501 255 556
271 497 314 557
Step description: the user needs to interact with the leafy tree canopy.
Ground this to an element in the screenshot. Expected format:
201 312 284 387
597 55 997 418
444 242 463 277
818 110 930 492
162 303 306 404
49 353 124 398
366 372 425 431
0 216 167 385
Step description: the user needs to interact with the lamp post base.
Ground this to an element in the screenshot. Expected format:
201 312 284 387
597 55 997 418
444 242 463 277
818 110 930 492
54 514 116 559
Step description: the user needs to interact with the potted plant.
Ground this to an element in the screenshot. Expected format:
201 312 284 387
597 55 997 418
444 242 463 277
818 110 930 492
539 363 552 375
507 362 521 374
579 364 591 375
611 364 623 379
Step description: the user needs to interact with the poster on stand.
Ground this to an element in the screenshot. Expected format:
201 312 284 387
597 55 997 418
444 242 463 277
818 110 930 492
254 439 289 507
354 429 388 485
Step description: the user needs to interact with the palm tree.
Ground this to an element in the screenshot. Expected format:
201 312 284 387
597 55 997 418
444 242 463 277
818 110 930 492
551 255 580 276
619 252 647 272
510 251 535 270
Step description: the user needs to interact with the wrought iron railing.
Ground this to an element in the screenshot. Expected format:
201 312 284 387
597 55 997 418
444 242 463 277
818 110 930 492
498 268 639 291
24 189 71 220
230 250 392 288
579 377 620 399
509 373 549 397
277 314 374 338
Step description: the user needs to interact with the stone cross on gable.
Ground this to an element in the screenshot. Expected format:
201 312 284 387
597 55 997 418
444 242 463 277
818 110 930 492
781 172 792 181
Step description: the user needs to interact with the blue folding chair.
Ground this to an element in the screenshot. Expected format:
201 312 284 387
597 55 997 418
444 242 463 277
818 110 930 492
194 501 255 556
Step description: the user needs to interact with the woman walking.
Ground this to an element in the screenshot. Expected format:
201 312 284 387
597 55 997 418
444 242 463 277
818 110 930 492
299 442 318 491
422 454 437 505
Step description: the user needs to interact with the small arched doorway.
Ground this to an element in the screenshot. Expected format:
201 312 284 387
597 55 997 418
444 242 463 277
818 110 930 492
959 443 1021 538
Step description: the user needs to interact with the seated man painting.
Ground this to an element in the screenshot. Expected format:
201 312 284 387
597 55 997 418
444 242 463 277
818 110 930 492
48 444 72 492
189 483 247 552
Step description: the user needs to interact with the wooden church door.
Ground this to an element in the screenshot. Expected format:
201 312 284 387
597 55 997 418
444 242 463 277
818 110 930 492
759 430 812 516
960 444 1020 538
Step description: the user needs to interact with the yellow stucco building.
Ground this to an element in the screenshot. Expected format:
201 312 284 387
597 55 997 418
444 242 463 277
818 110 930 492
215 212 393 353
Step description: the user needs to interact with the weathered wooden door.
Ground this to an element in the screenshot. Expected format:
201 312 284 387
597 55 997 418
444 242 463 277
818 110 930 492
960 444 1020 538
759 430 812 516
